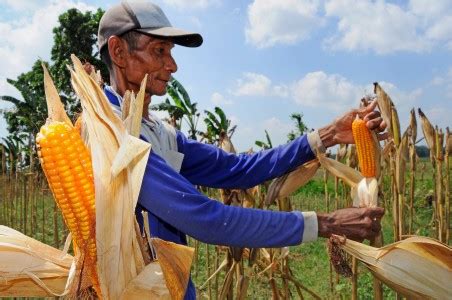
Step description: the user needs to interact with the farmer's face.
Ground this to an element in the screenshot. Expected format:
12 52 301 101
123 34 177 96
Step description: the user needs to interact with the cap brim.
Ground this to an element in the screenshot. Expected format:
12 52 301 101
135 27 203 47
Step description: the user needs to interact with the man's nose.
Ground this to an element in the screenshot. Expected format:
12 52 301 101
165 55 178 73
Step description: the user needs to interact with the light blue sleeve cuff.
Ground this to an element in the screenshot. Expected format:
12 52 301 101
301 211 318 242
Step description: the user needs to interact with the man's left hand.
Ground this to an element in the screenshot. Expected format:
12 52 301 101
318 100 388 148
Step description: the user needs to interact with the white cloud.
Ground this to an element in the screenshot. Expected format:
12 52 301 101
291 71 366 110
211 92 232 105
0 0 41 11
324 0 452 54
324 0 430 54
245 0 324 48
233 72 289 97
0 1 95 98
162 0 218 10
262 117 293 140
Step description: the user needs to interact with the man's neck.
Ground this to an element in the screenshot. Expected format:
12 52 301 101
109 74 151 120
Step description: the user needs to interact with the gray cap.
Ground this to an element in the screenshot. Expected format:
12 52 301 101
98 1 203 50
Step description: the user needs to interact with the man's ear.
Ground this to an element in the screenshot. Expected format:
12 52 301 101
108 36 128 68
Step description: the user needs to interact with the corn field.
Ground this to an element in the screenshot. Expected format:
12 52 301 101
1 81 451 299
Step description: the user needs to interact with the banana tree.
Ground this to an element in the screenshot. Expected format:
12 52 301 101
202 106 236 145
152 77 200 140
255 130 273 150
287 113 309 142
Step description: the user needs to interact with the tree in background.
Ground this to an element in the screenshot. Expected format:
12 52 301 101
0 8 104 166
287 113 308 142
51 8 105 116
151 77 200 140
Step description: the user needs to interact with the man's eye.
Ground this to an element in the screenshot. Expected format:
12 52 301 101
155 47 165 55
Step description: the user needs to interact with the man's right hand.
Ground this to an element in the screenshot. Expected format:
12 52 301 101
317 207 384 241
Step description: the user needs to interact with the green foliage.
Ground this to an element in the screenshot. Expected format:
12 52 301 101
0 8 105 164
202 106 236 144
255 130 273 150
287 113 309 142
51 8 106 101
415 145 430 157
1 61 47 139
152 77 200 139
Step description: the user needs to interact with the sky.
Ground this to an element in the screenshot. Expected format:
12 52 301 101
0 0 451 152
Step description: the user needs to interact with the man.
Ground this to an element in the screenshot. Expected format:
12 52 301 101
97 1 386 298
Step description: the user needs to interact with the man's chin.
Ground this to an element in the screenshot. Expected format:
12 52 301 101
147 88 167 97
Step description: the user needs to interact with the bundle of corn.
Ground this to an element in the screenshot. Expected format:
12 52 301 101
0 55 193 299
329 235 452 299
0 226 74 297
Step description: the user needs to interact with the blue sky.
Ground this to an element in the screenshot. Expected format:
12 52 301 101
0 0 451 151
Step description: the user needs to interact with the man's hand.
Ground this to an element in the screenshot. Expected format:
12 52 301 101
318 100 388 148
317 207 384 241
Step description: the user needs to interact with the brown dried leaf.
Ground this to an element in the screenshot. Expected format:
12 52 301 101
418 108 436 154
265 159 320 205
152 238 194 300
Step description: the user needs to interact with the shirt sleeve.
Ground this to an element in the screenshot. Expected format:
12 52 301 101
176 131 318 189
138 151 319 248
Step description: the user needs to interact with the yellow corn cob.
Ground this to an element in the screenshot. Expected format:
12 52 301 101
352 117 376 177
36 121 100 296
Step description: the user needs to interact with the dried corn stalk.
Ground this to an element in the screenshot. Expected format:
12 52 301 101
330 235 452 299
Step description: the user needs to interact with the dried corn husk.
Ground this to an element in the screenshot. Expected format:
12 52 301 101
331 235 452 299
409 108 417 145
69 54 193 299
265 159 320 206
418 108 436 156
0 226 74 297
318 154 379 208
373 83 393 139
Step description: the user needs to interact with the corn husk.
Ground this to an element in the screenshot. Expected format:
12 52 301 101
373 83 393 139
318 154 379 208
0 226 74 297
69 54 193 299
265 159 320 206
418 108 436 156
409 108 417 145
331 235 452 299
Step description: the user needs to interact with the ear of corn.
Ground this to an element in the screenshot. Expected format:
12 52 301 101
330 235 452 299
352 116 376 178
36 121 100 295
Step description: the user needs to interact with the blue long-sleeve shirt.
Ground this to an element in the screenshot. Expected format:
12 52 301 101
104 86 319 299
